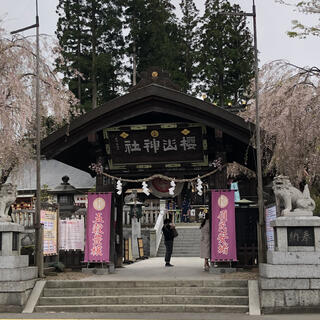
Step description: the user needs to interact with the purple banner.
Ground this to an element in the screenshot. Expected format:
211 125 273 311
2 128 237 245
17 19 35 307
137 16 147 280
84 193 112 263
211 190 237 262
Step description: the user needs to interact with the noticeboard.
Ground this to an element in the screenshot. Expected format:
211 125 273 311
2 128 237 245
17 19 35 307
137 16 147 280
40 210 58 256
103 123 208 170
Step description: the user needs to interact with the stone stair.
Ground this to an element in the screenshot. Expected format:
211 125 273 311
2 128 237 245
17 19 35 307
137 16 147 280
157 226 201 257
34 280 249 313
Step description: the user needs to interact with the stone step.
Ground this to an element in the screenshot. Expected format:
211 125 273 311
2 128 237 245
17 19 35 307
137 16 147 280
43 287 248 297
45 279 248 289
35 304 248 313
39 295 248 306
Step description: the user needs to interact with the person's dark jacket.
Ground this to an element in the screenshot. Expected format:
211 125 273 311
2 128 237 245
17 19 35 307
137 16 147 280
162 224 175 241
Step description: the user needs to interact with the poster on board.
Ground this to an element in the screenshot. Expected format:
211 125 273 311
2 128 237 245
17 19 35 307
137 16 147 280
40 210 58 256
265 205 277 250
59 217 85 251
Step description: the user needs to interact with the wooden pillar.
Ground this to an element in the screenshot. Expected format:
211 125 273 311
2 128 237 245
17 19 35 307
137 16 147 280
115 195 123 267
208 166 227 189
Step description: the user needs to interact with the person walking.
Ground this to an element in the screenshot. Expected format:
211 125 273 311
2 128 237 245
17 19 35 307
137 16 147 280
162 218 176 267
200 212 210 271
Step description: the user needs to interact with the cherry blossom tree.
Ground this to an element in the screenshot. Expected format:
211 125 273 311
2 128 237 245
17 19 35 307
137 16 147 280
241 60 320 185
0 25 77 185
276 0 320 38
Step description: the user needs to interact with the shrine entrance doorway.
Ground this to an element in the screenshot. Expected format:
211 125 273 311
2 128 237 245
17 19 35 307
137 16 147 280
41 69 259 270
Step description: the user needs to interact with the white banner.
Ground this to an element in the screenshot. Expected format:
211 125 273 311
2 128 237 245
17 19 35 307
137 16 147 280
265 205 277 250
59 217 85 251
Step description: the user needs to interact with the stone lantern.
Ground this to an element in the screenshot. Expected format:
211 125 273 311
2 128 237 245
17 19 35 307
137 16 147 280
125 190 143 259
50 176 81 219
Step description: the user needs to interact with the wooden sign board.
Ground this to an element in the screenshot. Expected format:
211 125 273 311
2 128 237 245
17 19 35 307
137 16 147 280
103 123 208 170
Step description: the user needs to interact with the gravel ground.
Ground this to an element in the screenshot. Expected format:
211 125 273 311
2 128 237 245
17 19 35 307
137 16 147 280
45 271 91 280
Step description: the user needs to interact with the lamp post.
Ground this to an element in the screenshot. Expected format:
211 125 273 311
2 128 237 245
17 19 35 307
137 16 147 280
221 0 265 263
11 0 43 277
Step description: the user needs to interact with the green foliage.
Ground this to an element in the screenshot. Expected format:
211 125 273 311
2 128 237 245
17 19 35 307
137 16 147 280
178 0 200 93
49 261 66 272
277 0 320 38
197 0 255 106
56 0 125 111
20 245 35 256
40 184 50 203
124 0 187 89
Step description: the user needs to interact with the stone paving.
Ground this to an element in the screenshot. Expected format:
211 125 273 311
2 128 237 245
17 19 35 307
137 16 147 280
46 257 258 281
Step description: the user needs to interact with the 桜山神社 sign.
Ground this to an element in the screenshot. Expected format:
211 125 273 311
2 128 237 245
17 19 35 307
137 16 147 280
84 193 112 263
211 190 237 262
40 210 58 256
103 122 208 170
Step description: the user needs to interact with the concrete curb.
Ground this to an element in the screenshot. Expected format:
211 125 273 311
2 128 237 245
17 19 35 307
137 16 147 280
248 280 261 315
22 280 46 313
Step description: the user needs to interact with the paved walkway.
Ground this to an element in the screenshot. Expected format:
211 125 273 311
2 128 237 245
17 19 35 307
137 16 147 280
86 257 231 281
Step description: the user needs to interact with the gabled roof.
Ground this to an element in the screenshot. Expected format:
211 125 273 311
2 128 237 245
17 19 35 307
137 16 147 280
41 83 255 173
8 160 95 191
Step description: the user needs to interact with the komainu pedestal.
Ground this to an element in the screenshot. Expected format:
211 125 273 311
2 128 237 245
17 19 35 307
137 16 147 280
0 184 38 312
260 176 320 313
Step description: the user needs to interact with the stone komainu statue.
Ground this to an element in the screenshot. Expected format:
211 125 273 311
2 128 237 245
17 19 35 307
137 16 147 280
272 175 315 216
0 183 17 222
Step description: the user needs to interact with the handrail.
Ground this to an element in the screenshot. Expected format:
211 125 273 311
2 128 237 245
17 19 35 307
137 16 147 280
153 209 165 253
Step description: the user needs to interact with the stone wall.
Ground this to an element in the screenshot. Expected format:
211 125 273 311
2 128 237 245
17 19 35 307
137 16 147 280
260 277 320 313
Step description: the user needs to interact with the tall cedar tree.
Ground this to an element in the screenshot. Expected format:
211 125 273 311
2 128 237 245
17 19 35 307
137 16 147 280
198 0 254 107
124 0 187 89
56 0 124 110
178 0 199 94
56 0 90 107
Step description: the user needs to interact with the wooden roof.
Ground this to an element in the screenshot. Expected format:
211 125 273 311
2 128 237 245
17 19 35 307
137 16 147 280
41 83 255 173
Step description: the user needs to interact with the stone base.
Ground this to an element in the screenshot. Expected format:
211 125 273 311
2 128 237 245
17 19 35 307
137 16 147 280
0 289 32 306
260 262 320 313
267 251 320 264
0 304 23 313
0 266 38 281
0 255 29 268
0 277 37 311
283 210 314 217
260 263 320 278
260 286 320 314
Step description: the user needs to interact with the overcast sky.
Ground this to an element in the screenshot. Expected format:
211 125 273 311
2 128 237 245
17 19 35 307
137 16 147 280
1 0 319 68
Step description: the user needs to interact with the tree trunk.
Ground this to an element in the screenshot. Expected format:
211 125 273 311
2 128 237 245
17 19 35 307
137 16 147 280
91 0 97 109
77 0 81 104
